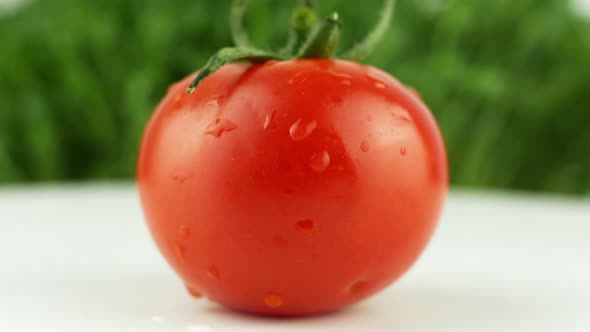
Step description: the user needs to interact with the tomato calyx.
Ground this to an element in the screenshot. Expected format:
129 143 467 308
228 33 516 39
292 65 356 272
186 0 396 94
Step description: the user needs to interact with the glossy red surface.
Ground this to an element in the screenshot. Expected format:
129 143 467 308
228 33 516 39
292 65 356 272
137 59 448 316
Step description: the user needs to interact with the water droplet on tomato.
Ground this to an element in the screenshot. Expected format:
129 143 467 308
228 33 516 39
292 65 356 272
392 105 411 123
289 119 317 141
328 71 352 83
273 235 289 248
264 293 284 308
296 219 316 233
308 150 330 173
174 243 186 260
186 285 204 299
263 111 275 130
400 146 407 156
366 75 387 89
288 72 310 85
172 173 189 183
330 95 343 104
347 280 369 294
208 265 221 280
179 225 191 239
205 118 237 137
360 141 370 152
205 96 225 108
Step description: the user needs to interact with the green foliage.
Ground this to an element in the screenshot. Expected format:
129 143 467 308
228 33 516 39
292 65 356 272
1 0 589 194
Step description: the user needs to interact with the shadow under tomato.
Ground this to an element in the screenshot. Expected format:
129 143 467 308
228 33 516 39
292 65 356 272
195 284 548 331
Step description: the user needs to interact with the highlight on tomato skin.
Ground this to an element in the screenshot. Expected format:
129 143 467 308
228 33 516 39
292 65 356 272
137 0 447 316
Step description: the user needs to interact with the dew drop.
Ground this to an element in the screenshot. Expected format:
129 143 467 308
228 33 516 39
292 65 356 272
296 219 316 233
205 118 237 137
273 235 289 248
179 225 191 239
288 72 310 85
264 293 284 308
308 150 330 173
340 79 352 86
347 280 369 294
330 95 343 104
289 119 317 141
360 141 370 152
186 285 204 299
208 265 221 280
400 146 407 156
174 243 186 260
391 105 411 123
172 173 189 184
263 111 275 130
366 74 387 89
205 96 225 108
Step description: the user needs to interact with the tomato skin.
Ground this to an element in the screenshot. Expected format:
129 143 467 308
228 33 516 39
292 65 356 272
137 59 447 316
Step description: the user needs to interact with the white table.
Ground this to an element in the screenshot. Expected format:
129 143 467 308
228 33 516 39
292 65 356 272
0 185 589 331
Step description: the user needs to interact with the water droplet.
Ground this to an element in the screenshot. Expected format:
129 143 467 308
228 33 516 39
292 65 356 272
263 111 275 130
400 146 407 156
296 219 316 233
330 95 343 104
204 96 226 108
288 72 310 85
347 280 369 294
289 119 317 141
208 265 221 280
366 75 387 89
174 243 186 260
392 105 411 123
327 72 353 86
264 293 284 308
172 173 189 183
186 285 204 299
273 235 289 248
205 118 237 137
360 141 370 152
308 150 330 173
179 225 191 239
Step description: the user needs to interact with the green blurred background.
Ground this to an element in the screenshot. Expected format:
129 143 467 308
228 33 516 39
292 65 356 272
0 0 589 195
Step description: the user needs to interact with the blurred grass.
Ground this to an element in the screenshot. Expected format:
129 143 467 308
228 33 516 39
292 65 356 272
0 0 589 194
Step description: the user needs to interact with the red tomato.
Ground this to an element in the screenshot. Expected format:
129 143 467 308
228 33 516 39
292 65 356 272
137 59 448 316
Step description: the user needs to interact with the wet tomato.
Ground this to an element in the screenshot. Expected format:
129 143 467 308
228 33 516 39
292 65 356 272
137 59 447 316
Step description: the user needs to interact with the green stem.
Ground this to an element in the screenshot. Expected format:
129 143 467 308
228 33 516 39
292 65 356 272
280 5 319 56
230 0 255 48
341 0 395 61
297 12 342 58
186 48 283 93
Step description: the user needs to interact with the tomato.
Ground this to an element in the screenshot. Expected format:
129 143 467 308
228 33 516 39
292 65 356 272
137 59 448 316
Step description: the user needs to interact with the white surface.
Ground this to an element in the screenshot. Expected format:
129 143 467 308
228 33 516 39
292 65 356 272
0 185 589 331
